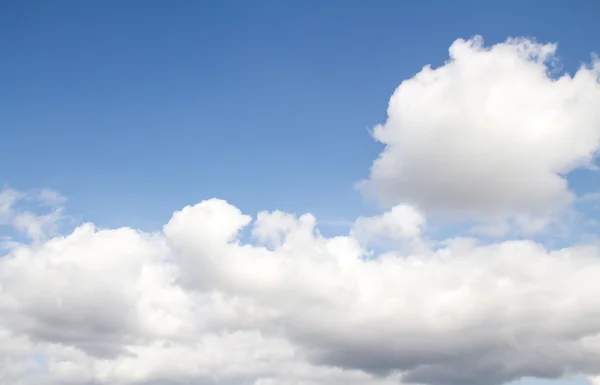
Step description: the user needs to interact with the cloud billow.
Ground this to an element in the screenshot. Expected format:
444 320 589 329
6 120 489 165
361 36 600 220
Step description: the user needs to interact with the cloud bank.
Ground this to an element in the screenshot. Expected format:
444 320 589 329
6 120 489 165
1 36 600 385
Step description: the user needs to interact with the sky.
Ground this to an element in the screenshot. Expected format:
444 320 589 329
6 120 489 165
1 1 600 385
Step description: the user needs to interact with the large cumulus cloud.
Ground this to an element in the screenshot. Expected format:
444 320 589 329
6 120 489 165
360 36 600 221
1 36 600 385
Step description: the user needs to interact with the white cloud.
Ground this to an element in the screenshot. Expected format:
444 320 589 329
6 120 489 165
2 197 600 385
253 210 317 249
351 204 425 247
0 188 67 242
12 208 65 241
360 36 600 222
2 36 600 385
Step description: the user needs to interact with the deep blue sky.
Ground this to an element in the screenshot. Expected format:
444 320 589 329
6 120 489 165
1 0 599 231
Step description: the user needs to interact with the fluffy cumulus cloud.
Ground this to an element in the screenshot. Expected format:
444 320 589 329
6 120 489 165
360 36 600 223
1 36 600 385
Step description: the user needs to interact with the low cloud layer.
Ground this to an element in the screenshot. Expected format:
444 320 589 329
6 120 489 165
1 195 600 385
1 36 600 385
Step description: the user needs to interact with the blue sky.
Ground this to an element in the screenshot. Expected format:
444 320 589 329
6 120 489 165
2 0 599 231
1 2 600 385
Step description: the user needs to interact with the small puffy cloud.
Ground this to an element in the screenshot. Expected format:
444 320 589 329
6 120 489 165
164 198 252 250
0 188 67 241
351 204 425 245
360 36 600 220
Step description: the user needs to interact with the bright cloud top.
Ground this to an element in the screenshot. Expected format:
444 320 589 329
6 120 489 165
361 36 600 219
1 36 600 385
